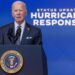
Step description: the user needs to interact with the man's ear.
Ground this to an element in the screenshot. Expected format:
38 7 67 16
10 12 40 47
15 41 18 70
24 9 27 16
11 10 14 18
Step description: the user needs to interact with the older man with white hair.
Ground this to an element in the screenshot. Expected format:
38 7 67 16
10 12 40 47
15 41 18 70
0 1 42 45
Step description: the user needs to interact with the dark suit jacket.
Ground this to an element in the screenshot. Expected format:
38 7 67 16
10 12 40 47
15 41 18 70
0 22 42 45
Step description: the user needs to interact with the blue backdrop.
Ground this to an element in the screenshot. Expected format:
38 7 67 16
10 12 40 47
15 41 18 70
1 0 75 75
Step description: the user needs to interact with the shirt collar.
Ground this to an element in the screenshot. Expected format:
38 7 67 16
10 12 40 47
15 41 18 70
14 20 26 29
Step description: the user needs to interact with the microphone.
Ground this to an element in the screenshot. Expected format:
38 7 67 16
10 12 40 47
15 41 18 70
7 27 21 44
14 27 21 44
7 27 14 44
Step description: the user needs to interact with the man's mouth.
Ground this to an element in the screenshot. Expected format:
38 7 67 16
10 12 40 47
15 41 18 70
16 17 21 18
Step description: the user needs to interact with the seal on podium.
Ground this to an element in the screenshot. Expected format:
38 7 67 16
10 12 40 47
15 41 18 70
1 50 23 73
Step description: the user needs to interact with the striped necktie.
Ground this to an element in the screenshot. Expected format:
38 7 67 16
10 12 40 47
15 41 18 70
15 26 21 45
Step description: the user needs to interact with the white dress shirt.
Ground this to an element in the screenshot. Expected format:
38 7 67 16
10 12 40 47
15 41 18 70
14 20 25 42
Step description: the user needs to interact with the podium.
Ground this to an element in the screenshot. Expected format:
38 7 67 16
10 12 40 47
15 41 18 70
0 45 47 75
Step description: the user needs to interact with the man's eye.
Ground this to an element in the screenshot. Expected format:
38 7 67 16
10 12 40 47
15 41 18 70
13 9 23 12
19 10 23 11
14 10 18 12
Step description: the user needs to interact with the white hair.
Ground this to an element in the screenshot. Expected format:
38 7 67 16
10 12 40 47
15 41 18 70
12 1 26 9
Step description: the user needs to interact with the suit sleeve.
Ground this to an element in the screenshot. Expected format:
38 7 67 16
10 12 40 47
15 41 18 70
33 29 42 45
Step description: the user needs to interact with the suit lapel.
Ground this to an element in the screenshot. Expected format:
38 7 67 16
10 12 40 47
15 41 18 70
21 23 31 44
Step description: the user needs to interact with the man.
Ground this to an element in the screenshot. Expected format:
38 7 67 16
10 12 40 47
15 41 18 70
0 1 42 45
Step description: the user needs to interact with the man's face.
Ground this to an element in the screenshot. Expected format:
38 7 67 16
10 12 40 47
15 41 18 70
12 3 27 24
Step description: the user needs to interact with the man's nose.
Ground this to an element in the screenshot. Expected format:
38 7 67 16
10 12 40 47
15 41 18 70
17 10 21 15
